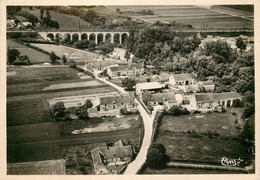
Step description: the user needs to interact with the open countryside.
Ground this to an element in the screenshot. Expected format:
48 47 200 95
6 4 255 176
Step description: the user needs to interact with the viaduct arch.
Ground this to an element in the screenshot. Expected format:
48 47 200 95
38 30 130 45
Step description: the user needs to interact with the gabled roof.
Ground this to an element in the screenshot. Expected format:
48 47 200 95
171 73 195 81
195 92 241 103
100 95 134 105
100 145 132 160
136 82 165 91
109 63 143 72
150 93 177 103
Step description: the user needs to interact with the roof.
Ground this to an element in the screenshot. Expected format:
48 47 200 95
109 63 143 72
99 145 132 160
100 95 134 105
195 92 241 103
91 149 108 174
150 93 177 103
199 81 215 86
171 73 194 81
136 82 165 91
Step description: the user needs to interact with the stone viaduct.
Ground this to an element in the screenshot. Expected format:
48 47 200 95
37 30 130 44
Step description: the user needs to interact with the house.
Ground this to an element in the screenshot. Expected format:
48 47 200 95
198 81 215 92
169 73 197 86
99 95 137 115
91 142 133 175
145 92 183 109
107 63 144 77
87 108 98 118
190 92 242 110
136 82 165 98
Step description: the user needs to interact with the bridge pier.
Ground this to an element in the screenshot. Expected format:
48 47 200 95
42 31 129 45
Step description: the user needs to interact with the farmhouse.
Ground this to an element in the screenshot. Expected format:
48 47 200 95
145 92 183 109
190 92 242 110
107 63 144 77
91 142 133 175
136 82 165 98
99 95 137 115
169 73 197 86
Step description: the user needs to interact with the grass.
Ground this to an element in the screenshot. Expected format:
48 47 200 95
7 39 51 64
7 159 66 175
61 114 141 134
29 43 121 67
161 109 242 137
153 109 250 168
142 167 246 174
21 6 90 30
7 98 52 126
7 122 61 144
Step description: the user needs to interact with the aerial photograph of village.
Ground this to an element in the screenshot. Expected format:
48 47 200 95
5 4 255 176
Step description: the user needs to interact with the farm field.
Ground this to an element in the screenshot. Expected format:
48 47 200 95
7 39 51 64
7 127 141 163
7 98 52 126
61 114 142 134
7 159 66 175
154 109 250 166
7 66 80 85
29 43 121 66
161 109 243 137
114 5 254 30
21 6 90 30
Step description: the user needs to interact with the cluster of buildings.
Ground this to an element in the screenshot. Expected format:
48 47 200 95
106 63 144 77
137 73 241 112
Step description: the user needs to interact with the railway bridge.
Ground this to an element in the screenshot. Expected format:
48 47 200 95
37 29 130 44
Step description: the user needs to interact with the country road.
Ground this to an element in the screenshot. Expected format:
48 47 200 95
94 72 155 174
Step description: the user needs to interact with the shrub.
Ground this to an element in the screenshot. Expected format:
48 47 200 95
68 59 77 68
166 105 189 116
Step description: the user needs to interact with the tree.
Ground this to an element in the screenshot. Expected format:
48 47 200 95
122 78 136 90
236 37 246 53
149 143 166 155
40 8 44 19
68 59 77 68
146 143 169 169
50 51 59 64
167 105 189 116
52 102 68 121
7 48 20 67
84 99 93 109
99 41 114 55
62 55 67 64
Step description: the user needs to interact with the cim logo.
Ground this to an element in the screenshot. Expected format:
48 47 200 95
220 156 244 167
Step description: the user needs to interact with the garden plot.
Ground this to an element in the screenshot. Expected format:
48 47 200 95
42 80 103 91
62 114 141 135
7 159 66 175
7 39 51 64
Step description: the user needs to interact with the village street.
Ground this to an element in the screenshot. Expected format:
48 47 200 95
95 72 155 174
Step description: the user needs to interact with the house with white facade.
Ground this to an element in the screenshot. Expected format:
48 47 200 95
145 92 183 110
107 63 144 77
189 92 242 111
99 95 137 116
